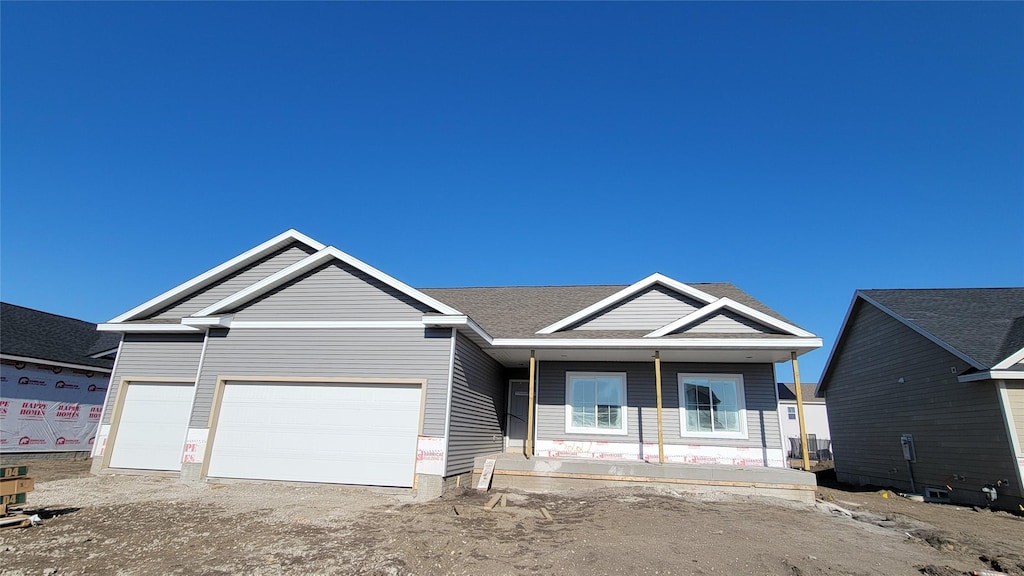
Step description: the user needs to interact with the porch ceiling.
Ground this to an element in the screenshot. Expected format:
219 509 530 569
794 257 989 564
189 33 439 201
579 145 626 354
483 346 806 367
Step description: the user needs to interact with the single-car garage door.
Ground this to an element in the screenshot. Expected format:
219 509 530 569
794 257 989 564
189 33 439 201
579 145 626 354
207 381 422 487
109 381 194 471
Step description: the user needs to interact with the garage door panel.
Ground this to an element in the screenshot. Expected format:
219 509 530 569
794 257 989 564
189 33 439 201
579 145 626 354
109 382 193 471
207 382 421 487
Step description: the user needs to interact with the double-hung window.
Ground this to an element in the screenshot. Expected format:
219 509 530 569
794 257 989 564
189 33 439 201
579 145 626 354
565 372 627 434
679 373 746 438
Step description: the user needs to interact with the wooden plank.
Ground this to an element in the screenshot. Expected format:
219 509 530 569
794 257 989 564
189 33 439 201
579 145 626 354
0 478 34 497
539 507 553 521
500 494 507 508
0 515 31 530
476 458 497 491
474 468 816 491
0 466 28 480
482 493 502 510
1 493 28 506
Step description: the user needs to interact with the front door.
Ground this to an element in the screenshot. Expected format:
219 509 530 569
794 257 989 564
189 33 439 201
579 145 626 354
506 380 530 450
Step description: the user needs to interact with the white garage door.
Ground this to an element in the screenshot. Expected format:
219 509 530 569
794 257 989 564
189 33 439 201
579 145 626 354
109 382 193 471
207 382 422 487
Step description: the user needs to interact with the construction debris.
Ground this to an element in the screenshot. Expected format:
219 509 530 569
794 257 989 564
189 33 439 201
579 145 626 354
539 507 553 521
482 493 502 510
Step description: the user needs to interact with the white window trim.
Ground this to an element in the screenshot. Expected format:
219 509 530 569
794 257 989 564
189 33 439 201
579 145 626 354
678 373 748 439
564 371 628 435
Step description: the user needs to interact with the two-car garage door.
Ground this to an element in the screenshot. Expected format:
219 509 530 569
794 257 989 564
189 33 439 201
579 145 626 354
206 381 422 488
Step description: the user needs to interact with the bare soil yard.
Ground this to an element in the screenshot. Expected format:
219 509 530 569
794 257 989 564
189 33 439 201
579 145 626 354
1 459 1022 576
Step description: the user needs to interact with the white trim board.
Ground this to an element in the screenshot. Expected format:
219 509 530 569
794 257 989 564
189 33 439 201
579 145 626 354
993 348 1024 370
644 297 814 338
109 229 325 323
0 353 113 374
193 246 461 318
958 370 1024 383
536 273 718 335
98 323 203 333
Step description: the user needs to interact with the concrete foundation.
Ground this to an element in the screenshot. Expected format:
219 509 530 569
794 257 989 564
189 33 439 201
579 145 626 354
472 453 817 504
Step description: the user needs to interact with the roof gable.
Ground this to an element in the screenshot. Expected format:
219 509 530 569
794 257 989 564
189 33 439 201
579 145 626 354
645 297 812 338
110 229 325 322
226 260 436 321
192 247 460 318
536 274 718 334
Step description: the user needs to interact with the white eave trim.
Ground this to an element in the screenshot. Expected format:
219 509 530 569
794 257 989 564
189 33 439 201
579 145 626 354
88 348 119 359
193 247 462 318
644 297 814 338
421 315 494 344
229 320 427 329
993 347 1024 370
536 273 719 335
181 315 234 328
491 337 822 350
97 323 203 333
958 370 1024 383
0 353 113 374
108 229 325 323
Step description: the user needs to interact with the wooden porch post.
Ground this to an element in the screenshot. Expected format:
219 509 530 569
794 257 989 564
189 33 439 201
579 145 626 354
655 351 665 464
791 351 811 471
526 349 536 458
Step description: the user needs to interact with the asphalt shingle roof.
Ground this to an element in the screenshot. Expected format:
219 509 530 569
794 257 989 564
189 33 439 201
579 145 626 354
777 383 824 403
1 302 119 370
861 288 1024 369
421 283 796 339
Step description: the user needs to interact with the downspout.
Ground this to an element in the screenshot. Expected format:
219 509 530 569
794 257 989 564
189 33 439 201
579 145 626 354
655 351 665 464
791 351 811 471
526 349 536 458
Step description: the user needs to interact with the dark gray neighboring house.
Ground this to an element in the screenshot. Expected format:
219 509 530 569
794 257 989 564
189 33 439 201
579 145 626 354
818 289 1024 511
1 303 120 454
91 230 821 496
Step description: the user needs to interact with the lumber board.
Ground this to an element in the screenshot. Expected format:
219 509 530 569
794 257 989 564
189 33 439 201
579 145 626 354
539 507 553 521
482 493 502 510
476 458 496 491
0 478 34 497
0 466 28 480
0 514 31 530
1 493 28 506
471 468 816 491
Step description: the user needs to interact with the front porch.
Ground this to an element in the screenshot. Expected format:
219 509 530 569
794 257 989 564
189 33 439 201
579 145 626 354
472 452 817 504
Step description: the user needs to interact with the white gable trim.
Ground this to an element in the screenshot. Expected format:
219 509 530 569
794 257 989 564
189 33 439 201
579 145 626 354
193 247 461 317
535 273 718 335
97 323 203 333
644 297 814 338
959 370 1024 383
993 347 1024 370
108 229 325 323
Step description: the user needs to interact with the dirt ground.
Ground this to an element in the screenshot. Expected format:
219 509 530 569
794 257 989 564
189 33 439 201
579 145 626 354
1 460 1022 576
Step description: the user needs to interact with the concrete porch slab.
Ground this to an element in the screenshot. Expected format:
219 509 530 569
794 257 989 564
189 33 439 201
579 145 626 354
472 453 817 504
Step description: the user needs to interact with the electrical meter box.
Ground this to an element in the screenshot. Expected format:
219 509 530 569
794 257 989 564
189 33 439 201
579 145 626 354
900 434 916 462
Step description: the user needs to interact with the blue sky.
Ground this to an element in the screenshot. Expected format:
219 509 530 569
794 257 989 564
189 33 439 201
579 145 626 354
2 2 1022 381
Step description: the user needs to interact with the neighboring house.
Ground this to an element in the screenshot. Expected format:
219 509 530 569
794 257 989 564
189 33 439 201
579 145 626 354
818 289 1024 511
776 383 831 461
1 302 120 455
91 230 821 495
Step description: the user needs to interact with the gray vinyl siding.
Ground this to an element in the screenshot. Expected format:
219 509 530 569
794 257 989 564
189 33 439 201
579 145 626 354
445 333 505 476
103 333 205 425
535 361 780 450
824 302 1021 501
189 327 451 436
679 310 779 334
148 242 318 320
574 287 703 330
230 261 433 321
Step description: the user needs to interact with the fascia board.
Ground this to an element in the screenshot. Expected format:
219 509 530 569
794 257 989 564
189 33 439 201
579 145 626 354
993 347 1024 370
421 315 494 344
0 354 113 374
815 294 861 396
180 315 234 328
96 323 203 333
196 246 462 318
88 348 120 359
645 298 815 338
108 229 325 323
857 292 985 370
959 370 1024 382
536 273 718 335
491 337 823 350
